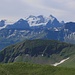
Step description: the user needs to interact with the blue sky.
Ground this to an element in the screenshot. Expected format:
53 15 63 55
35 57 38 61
0 0 75 22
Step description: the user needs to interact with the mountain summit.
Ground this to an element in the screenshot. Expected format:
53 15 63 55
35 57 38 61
0 20 5 27
46 15 61 28
6 19 30 29
26 15 61 27
26 15 47 26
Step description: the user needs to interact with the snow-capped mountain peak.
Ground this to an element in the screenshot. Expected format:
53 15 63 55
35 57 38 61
26 15 47 26
48 15 55 23
26 15 59 26
0 15 63 30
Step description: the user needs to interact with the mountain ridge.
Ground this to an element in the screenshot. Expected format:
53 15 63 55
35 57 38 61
0 39 74 65
0 15 75 50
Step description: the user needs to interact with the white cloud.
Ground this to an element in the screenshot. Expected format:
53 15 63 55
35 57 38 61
0 0 75 22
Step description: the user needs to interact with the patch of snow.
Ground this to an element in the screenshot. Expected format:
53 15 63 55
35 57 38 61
42 54 44 56
30 23 47 26
26 54 29 56
20 30 26 33
26 15 48 26
0 25 7 30
54 27 59 31
64 29 68 32
7 33 16 38
14 30 17 32
52 57 70 66
72 32 75 35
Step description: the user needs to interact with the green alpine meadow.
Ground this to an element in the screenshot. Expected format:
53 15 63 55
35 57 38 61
0 62 75 75
0 39 75 75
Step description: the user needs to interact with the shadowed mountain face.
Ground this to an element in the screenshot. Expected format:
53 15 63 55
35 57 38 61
46 17 61 28
6 19 30 29
0 15 75 50
64 22 75 32
0 20 5 27
0 39 75 65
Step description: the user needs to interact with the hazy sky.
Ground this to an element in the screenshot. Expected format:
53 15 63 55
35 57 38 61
0 0 75 22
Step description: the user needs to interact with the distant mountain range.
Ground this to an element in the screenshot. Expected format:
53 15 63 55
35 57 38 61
0 15 75 50
0 15 63 28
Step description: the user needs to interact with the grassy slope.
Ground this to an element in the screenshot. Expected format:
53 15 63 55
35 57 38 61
0 39 75 64
0 62 75 75
59 54 75 68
